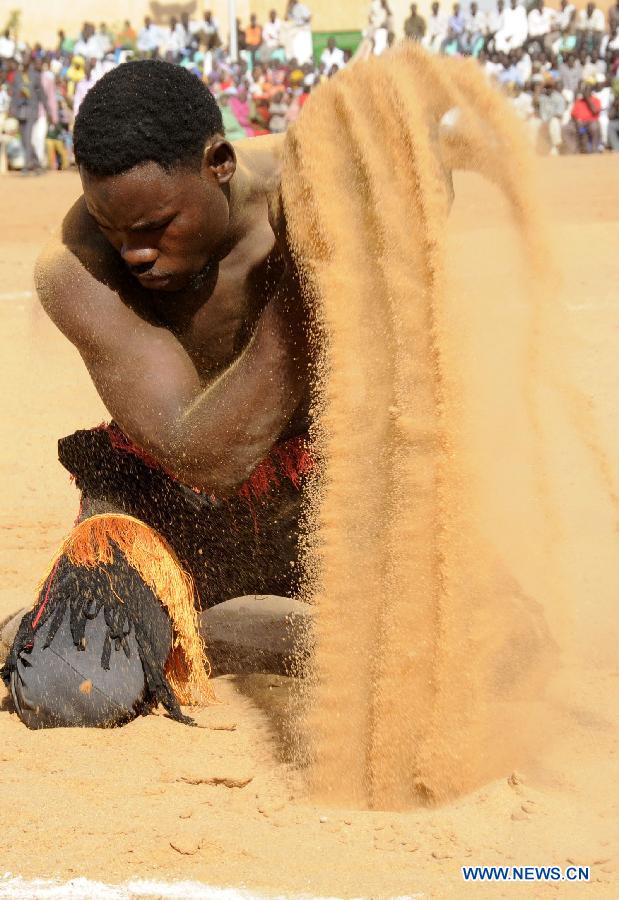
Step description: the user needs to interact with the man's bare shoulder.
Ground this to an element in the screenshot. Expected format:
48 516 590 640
233 133 286 224
35 198 126 342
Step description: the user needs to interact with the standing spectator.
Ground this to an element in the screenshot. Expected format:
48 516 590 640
245 14 263 67
94 23 113 59
424 3 448 52
321 37 345 71
285 1 313 64
262 10 283 61
9 53 52 174
0 29 16 61
495 0 528 54
116 21 137 52
32 58 57 167
137 17 161 55
73 61 97 117
576 3 605 53
404 4 426 42
163 18 185 58
367 0 390 55
199 10 221 50
563 83 601 151
56 30 75 55
538 79 566 153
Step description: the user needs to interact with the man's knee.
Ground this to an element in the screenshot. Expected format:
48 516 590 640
10 600 148 729
5 548 175 729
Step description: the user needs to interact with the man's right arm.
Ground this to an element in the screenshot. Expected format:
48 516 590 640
36 240 307 494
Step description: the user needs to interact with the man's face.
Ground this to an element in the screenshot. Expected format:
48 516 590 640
432 3 439 15
81 158 233 294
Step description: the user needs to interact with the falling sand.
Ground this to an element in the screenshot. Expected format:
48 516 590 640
0 68 618 894
282 44 587 809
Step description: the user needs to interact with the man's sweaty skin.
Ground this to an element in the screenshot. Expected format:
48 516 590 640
35 134 311 493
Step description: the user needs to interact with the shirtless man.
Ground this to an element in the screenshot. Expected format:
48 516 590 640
2 60 312 729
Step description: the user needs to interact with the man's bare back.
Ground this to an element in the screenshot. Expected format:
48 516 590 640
36 133 310 494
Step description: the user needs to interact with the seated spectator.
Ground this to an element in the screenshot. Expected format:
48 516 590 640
499 51 526 85
583 50 606 82
602 25 619 55
465 2 488 56
46 118 69 170
563 82 602 151
511 82 535 119
526 0 554 53
423 2 448 53
487 0 506 52
441 3 466 53
404 4 427 42
576 2 605 53
495 0 528 54
484 50 505 79
557 0 576 32
513 46 532 82
555 21 579 56
320 37 345 71
228 81 253 136
607 90 619 148
538 79 567 153
217 89 247 141
268 88 289 133
559 52 582 95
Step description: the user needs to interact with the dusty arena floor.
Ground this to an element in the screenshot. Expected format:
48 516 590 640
0 160 617 897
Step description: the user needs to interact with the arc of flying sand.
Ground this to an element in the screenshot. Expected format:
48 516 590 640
282 81 396 805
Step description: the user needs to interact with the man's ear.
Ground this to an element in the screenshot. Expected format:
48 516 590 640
203 139 236 185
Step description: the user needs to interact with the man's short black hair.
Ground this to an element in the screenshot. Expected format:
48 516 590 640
74 60 224 177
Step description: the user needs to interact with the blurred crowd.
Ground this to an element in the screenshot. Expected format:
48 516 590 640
1 0 618 174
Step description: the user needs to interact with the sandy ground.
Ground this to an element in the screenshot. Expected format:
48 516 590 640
0 159 617 897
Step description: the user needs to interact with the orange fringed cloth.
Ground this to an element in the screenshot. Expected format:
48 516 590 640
41 424 316 713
